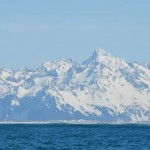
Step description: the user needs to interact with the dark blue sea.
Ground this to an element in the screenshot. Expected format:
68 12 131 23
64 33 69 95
0 124 149 150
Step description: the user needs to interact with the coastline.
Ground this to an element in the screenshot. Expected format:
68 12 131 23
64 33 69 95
0 120 149 125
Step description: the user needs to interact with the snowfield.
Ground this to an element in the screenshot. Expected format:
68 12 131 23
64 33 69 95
0 48 150 123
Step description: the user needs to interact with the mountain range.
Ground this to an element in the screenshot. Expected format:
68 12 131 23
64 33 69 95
0 48 150 123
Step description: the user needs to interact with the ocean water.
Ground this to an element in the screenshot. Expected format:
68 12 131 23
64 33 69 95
0 124 149 150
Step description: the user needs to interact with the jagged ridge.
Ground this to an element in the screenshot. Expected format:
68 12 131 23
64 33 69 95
0 48 150 123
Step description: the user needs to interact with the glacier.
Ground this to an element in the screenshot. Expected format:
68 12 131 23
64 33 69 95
0 48 150 123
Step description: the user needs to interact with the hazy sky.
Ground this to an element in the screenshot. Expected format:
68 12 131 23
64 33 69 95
0 0 150 69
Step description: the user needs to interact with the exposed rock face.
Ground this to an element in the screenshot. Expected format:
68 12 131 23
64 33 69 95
0 48 150 123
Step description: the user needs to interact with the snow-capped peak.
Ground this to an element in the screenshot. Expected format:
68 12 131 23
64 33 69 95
94 48 109 56
42 58 75 71
83 48 112 65
0 48 150 123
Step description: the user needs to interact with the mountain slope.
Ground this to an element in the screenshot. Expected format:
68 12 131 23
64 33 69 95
0 48 150 123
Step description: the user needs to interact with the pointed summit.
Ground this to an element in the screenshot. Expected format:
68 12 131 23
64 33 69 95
83 48 111 65
91 48 111 60
94 48 107 57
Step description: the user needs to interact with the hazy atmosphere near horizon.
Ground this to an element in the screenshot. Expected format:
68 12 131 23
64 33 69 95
0 0 150 69
0 1 150 150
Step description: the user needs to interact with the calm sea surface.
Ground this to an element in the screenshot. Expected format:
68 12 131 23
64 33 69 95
0 124 149 150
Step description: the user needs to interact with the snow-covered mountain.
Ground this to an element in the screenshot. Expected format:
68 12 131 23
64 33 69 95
0 48 150 123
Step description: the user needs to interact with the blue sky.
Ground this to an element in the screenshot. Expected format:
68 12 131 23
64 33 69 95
0 0 150 69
